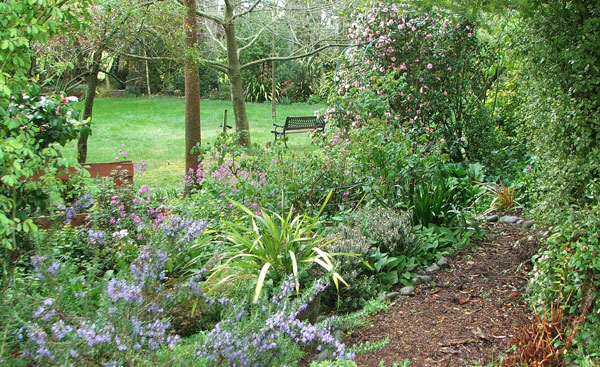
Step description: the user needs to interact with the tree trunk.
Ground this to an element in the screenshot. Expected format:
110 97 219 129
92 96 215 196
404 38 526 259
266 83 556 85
143 46 152 103
271 60 277 119
77 48 103 164
224 0 250 147
271 32 277 119
183 0 201 177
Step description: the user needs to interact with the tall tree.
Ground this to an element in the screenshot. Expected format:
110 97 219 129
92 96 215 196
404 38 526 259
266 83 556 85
75 0 140 163
179 0 348 147
183 0 202 176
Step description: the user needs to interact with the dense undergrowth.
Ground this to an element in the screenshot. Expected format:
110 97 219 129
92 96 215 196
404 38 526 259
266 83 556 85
2 1 600 366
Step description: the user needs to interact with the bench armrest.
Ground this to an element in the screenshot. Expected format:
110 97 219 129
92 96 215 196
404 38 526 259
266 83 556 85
272 123 285 128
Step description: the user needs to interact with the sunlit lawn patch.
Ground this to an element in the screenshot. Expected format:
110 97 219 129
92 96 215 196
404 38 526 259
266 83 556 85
63 97 324 188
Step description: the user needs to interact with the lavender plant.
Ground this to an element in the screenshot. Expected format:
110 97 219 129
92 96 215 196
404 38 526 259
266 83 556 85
195 277 354 366
9 230 212 366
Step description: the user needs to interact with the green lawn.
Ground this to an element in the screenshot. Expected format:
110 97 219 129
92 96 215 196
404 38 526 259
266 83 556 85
63 97 325 188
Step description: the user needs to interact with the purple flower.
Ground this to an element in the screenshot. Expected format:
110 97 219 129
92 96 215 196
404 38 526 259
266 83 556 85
51 320 73 340
138 185 149 195
47 262 60 275
87 230 105 244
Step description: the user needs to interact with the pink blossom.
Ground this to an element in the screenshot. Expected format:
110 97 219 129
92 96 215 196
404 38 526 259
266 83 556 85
427 63 433 69
400 63 407 70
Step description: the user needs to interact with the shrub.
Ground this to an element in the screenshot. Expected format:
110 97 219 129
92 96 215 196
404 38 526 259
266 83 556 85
347 207 417 257
322 207 418 312
515 0 600 216
527 203 600 361
1 87 85 288
196 278 354 366
328 3 498 162
323 231 377 313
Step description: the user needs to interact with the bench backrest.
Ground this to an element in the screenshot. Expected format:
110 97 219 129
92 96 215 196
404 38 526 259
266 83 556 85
285 116 325 129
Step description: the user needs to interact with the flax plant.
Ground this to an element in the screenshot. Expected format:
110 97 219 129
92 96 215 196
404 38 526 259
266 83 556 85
208 191 348 303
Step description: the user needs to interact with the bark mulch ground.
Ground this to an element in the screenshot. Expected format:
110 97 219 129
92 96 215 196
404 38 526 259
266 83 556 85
347 222 540 367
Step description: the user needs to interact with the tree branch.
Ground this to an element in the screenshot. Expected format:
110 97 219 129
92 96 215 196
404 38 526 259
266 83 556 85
240 43 352 70
204 60 229 73
231 0 262 21
175 0 224 24
237 23 269 55
204 20 227 52
118 52 179 61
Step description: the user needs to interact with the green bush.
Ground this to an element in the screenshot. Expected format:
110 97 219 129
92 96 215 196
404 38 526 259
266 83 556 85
1 87 85 287
528 203 600 360
516 1 600 217
322 207 419 312
347 207 417 257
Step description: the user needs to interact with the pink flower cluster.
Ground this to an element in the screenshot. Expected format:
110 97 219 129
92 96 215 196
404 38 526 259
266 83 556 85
328 2 478 147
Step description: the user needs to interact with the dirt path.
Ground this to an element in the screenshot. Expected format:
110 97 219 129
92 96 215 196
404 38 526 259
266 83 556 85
348 223 539 366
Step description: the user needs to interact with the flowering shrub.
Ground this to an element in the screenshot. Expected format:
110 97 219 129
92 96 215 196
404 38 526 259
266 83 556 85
1 87 86 290
11 239 206 366
196 277 354 366
183 132 366 220
329 2 497 162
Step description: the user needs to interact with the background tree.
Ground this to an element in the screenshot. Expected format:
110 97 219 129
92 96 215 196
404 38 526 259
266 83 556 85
183 0 202 177
180 0 348 146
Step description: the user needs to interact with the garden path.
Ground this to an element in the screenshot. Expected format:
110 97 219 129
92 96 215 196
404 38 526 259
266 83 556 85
347 222 539 366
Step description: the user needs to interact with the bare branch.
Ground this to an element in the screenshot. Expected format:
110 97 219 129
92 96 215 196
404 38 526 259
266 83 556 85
204 20 227 52
118 52 179 61
204 59 229 73
241 43 353 70
231 0 262 21
237 23 270 55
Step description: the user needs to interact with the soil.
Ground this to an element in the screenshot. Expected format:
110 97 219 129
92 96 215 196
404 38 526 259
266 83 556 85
347 222 540 366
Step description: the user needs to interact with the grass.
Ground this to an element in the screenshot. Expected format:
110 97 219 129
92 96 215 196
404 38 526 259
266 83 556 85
63 97 325 188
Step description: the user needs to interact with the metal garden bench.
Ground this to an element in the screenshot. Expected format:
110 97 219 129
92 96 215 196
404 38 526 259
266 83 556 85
271 116 326 147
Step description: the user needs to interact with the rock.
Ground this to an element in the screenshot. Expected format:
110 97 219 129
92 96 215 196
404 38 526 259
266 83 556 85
384 292 400 301
437 256 449 269
522 220 534 229
399 286 415 296
332 329 346 342
486 214 499 222
419 275 432 283
425 264 440 273
499 215 519 224
314 350 336 363
516 219 524 226
412 277 423 286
